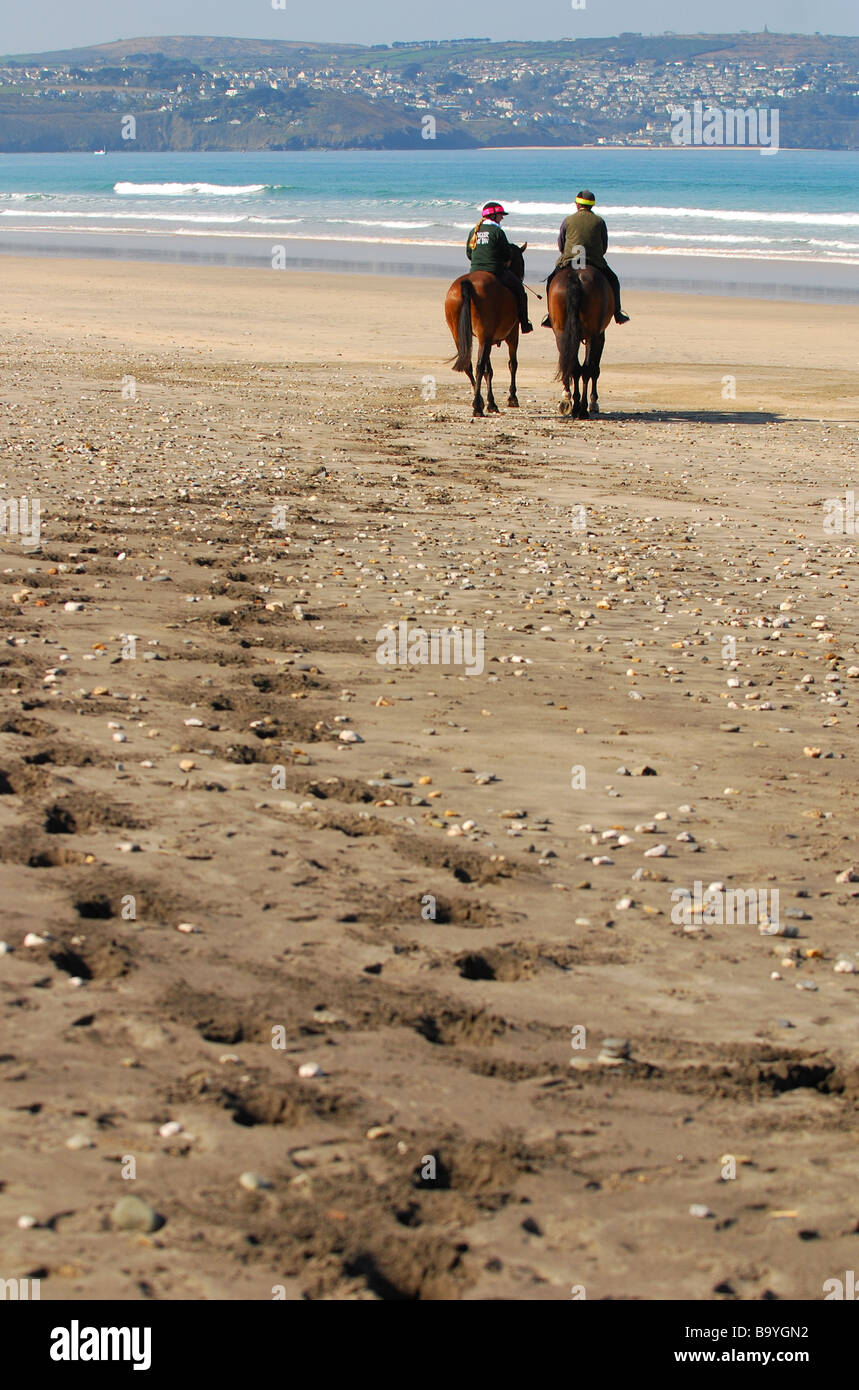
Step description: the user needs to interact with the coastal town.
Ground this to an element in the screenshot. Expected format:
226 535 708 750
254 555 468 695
0 32 857 150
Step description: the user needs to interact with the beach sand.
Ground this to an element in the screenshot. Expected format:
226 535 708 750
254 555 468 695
1 255 858 1301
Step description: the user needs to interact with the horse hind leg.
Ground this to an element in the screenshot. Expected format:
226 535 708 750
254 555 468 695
471 338 486 418
569 337 583 418
576 341 590 419
483 344 499 414
589 332 605 416
506 336 519 407
572 359 583 418
554 327 573 415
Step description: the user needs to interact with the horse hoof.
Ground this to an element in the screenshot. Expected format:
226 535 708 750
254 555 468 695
559 400 571 416
507 399 519 409
487 404 499 415
590 403 600 416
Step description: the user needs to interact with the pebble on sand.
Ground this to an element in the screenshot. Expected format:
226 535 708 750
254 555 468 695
110 1196 162 1233
298 1061 325 1078
689 1204 713 1219
239 1171 273 1191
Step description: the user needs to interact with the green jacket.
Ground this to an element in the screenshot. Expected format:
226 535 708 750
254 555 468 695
556 209 608 270
466 219 511 274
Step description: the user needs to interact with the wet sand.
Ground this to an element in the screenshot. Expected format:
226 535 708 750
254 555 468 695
1 256 858 1301
1 229 857 303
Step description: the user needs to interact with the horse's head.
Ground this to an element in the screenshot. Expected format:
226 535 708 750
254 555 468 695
508 242 527 280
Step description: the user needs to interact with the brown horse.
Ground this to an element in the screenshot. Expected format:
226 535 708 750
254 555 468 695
548 265 614 419
445 243 527 418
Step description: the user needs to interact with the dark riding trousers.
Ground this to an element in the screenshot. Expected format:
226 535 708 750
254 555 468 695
494 266 530 325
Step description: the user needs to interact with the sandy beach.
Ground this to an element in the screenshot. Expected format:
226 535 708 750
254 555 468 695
1 255 858 1301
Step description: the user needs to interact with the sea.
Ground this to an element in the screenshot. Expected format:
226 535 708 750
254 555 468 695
1 148 857 297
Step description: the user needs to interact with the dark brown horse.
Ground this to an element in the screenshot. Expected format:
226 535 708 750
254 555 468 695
548 265 614 419
445 243 527 418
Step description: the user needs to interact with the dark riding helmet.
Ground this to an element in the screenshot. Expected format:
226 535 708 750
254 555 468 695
482 201 507 219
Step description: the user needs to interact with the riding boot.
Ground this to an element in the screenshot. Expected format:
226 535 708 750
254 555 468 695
517 288 533 333
604 265 630 324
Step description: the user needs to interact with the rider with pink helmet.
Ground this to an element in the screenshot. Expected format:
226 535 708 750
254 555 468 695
466 201 533 333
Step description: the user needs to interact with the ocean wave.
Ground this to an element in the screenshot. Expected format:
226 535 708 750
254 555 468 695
609 230 859 250
6 208 857 255
324 217 436 229
113 181 267 196
504 201 859 228
1 209 252 224
612 244 859 264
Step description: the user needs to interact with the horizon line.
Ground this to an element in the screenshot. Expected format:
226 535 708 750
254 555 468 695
5 28 858 60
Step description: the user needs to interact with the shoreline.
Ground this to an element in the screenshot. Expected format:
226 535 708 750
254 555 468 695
0 145 852 155
1 227 857 303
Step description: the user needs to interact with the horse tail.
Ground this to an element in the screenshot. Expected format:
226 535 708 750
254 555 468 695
555 270 583 383
451 279 473 373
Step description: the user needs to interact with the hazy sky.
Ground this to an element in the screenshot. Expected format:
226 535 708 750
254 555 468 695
2 0 856 55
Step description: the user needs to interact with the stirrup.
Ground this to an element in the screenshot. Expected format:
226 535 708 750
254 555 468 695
541 315 552 328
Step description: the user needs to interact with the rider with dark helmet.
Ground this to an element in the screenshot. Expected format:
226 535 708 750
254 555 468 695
541 190 629 326
466 201 533 333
